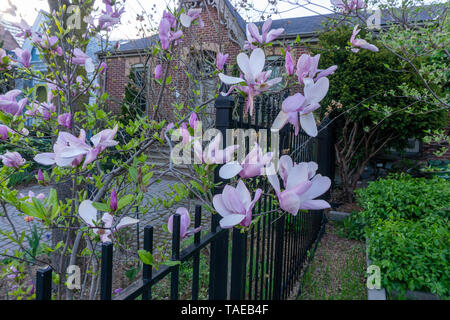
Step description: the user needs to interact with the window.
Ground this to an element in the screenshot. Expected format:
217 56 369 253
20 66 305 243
265 55 285 91
130 64 149 114
35 85 48 103
188 50 217 126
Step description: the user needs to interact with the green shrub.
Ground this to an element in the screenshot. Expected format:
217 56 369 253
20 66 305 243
356 173 450 221
342 174 450 298
367 215 449 298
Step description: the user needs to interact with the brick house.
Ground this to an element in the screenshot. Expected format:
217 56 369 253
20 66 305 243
98 0 448 163
97 0 323 123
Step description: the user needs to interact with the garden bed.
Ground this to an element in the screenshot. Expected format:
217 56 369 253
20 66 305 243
342 174 450 299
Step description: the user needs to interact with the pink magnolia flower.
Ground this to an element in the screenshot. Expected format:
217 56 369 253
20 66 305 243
180 8 204 28
26 101 56 120
72 48 95 73
34 126 118 169
0 124 11 140
98 4 124 30
34 34 63 56
162 10 177 28
276 155 318 187
194 134 238 165
154 64 163 80
99 62 108 74
168 207 201 239
213 180 262 229
285 50 294 76
19 191 46 203
79 200 139 243
189 113 199 131
350 25 379 53
331 0 366 13
272 77 329 137
244 19 285 50
159 17 183 50
219 48 282 116
268 157 331 215
14 19 32 38
216 52 229 71
179 123 191 144
0 89 27 116
296 53 337 85
1 151 25 168
58 113 72 129
12 48 31 68
219 143 272 179
90 125 119 153
0 48 11 71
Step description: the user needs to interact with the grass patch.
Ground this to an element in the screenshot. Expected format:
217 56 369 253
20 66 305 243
298 221 367 300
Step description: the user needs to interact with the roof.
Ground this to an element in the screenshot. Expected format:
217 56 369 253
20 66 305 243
256 14 331 38
0 19 24 48
116 35 159 52
223 0 246 33
106 3 445 53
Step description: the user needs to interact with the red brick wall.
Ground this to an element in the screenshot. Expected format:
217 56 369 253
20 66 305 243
101 3 243 123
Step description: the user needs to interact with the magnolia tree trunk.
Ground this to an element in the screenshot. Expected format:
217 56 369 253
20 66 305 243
334 117 397 203
47 0 93 299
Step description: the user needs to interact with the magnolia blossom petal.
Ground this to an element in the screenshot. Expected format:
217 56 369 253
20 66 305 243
304 77 329 105
180 14 194 28
34 153 56 166
280 190 301 215
219 214 246 229
299 200 330 210
236 180 252 208
265 28 284 43
286 163 309 190
213 194 231 217
116 216 139 230
219 161 243 179
300 112 318 137
271 111 289 132
79 200 97 227
218 73 244 85
249 48 265 78
282 93 305 113
267 174 281 194
302 175 331 200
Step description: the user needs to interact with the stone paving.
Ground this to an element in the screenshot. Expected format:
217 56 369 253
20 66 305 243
0 179 210 256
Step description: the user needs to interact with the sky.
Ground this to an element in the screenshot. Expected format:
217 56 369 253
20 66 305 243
0 0 334 41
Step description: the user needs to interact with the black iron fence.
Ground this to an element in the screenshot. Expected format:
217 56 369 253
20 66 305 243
35 93 332 300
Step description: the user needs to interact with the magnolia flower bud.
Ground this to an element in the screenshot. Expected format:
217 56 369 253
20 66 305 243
37 169 44 183
110 189 117 212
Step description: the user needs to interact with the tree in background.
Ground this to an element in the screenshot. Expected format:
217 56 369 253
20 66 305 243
314 25 447 202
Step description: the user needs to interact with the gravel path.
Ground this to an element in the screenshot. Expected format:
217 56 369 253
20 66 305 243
0 179 210 255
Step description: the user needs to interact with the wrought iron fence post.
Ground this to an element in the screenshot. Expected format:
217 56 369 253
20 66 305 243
142 225 154 300
171 213 181 300
36 266 52 300
100 242 113 300
209 94 233 300
273 213 286 300
230 228 247 299
192 205 202 300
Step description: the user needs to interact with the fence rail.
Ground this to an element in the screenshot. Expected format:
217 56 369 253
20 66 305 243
35 92 331 300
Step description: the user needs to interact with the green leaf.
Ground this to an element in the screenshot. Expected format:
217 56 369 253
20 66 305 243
118 194 134 210
162 260 181 267
138 250 154 266
129 167 138 182
92 202 109 212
